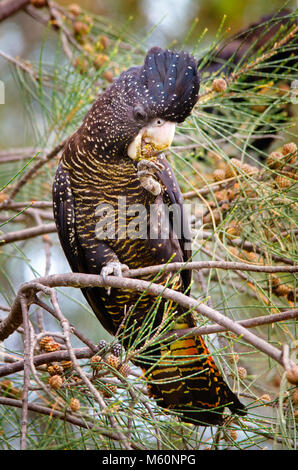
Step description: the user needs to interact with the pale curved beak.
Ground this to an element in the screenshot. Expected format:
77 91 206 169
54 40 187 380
127 121 176 160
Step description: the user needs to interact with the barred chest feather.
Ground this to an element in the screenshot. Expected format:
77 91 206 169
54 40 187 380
61 150 162 268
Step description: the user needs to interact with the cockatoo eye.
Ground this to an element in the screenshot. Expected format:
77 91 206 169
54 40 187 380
152 118 165 127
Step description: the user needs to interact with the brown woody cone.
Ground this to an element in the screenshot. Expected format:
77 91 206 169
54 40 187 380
275 284 292 297
286 365 298 385
90 355 104 371
223 162 237 178
30 0 47 7
39 336 60 352
99 35 110 50
212 169 226 181
74 57 88 74
94 54 109 69
282 142 297 163
228 246 241 258
39 336 54 349
228 353 239 364
271 275 281 288
101 384 117 398
61 360 73 370
68 3 81 16
49 375 63 390
69 397 81 412
107 354 120 369
267 151 284 169
259 394 271 403
226 220 241 237
103 71 114 83
237 367 247 380
44 341 60 353
242 163 259 174
118 363 131 377
275 175 292 189
292 388 298 405
47 363 64 376
203 208 221 225
73 21 89 36
212 78 227 92
244 251 264 264
214 190 226 201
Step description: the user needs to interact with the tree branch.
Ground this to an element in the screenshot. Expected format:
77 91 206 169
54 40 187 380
6 139 66 202
0 396 144 449
0 346 96 379
0 223 56 245
1 308 297 381
1 272 296 370
126 260 298 278
0 0 29 22
19 295 29 450
163 307 298 339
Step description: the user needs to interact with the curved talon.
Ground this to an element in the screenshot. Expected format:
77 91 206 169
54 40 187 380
138 169 156 178
100 262 129 293
154 161 165 172
137 159 164 173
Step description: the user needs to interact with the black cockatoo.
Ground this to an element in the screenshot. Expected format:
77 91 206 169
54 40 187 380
53 46 246 425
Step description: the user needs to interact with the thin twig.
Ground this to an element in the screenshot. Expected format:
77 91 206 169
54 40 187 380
163 307 298 339
0 0 29 22
0 147 38 163
228 25 298 84
0 396 144 449
0 346 96 379
20 295 29 450
34 297 98 353
127 261 298 278
0 201 53 210
0 50 37 78
7 139 66 202
49 290 133 450
0 223 56 245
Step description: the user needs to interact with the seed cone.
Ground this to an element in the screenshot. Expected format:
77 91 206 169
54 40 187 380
286 366 298 385
69 398 81 412
212 77 227 92
49 375 63 390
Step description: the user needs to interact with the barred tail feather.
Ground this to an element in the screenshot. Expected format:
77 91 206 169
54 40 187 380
141 326 246 426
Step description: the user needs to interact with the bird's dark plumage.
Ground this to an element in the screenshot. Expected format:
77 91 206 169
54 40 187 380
53 47 245 425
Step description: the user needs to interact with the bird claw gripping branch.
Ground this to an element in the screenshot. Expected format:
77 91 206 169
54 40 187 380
101 262 129 295
101 262 129 282
53 46 246 425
